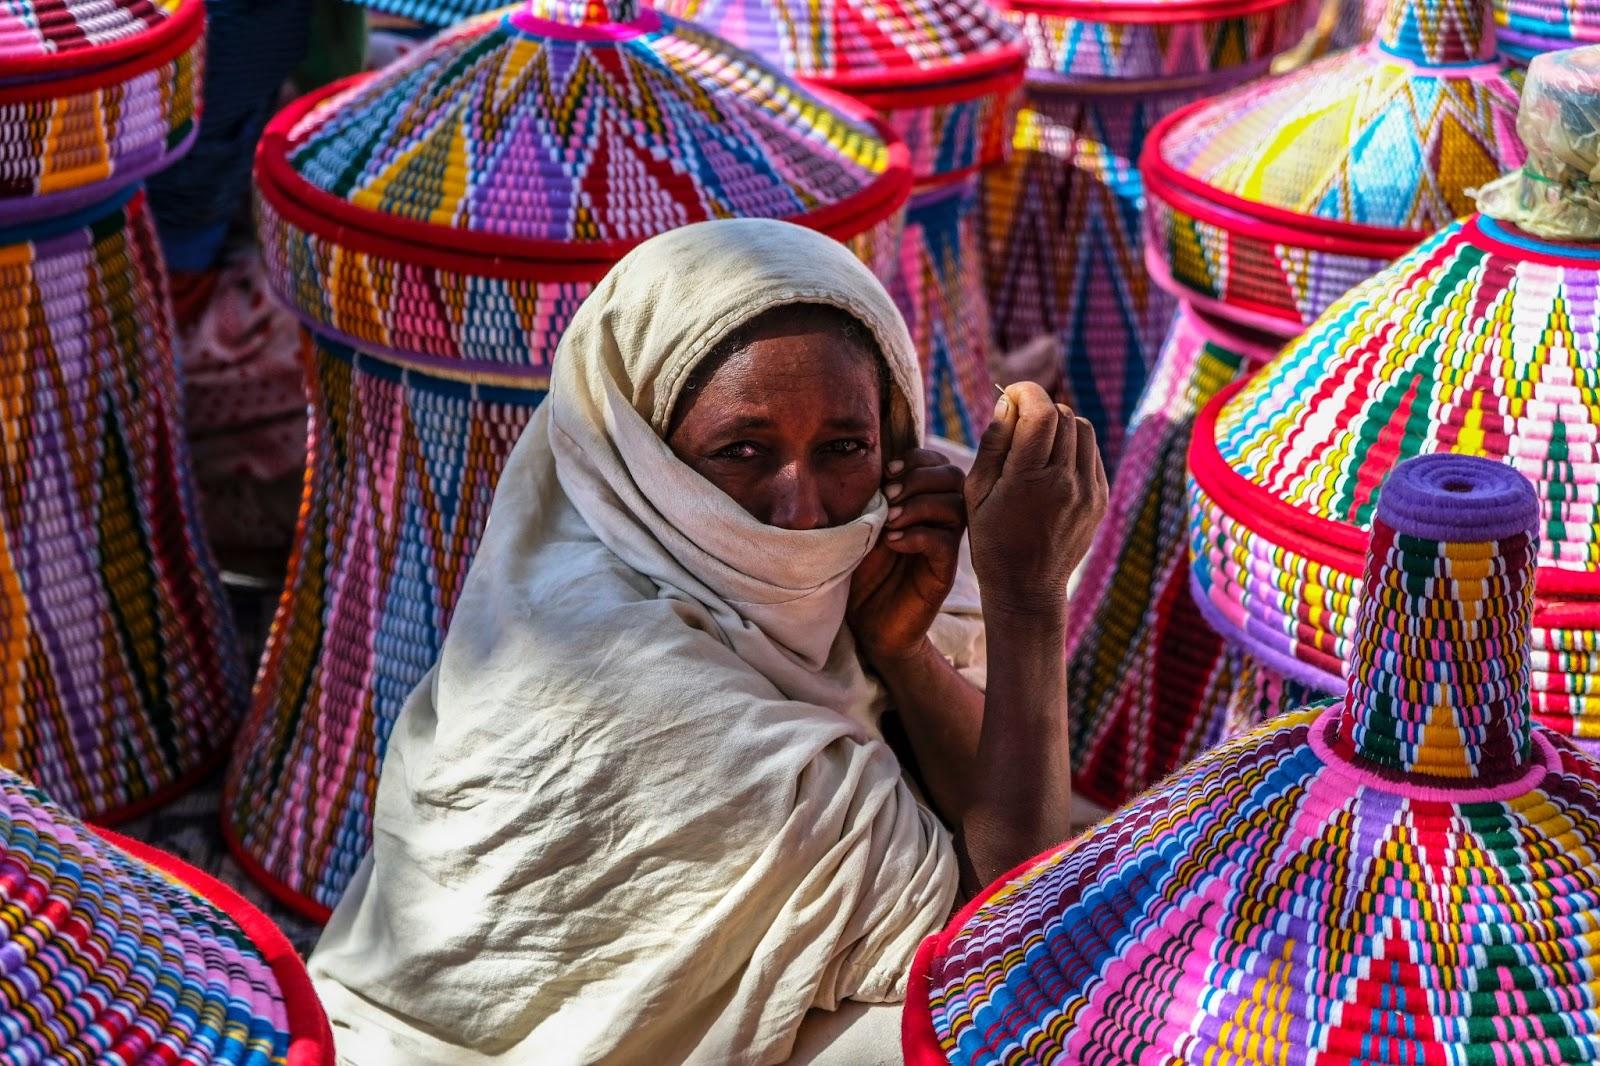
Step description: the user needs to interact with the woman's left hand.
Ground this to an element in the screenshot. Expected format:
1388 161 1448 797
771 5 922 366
848 448 966 667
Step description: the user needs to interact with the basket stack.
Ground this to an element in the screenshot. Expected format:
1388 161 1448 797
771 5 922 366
0 0 248 821
0 765 332 1063
908 456 1600 1065
648 0 1027 445
1066 0 1529 810
231 0 914 920
1190 45 1600 751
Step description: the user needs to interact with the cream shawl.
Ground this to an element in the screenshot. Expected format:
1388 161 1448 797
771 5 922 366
308 220 969 1065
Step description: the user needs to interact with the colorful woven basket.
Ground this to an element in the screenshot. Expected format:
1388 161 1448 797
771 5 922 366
980 0 1317 473
653 0 1027 446
1 0 204 226
909 454 1600 1065
1144 0 1525 339
1189 46 1600 747
0 187 246 822
0 765 332 1063
1064 0 1533 811
1496 0 1600 63
233 0 914 920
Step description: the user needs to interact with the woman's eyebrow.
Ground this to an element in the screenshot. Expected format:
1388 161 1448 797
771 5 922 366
824 415 876 432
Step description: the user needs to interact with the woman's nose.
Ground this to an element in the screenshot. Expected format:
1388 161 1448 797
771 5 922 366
767 463 830 531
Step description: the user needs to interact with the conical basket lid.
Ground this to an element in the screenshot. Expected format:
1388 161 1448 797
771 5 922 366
1144 0 1524 334
910 456 1600 1065
255 0 911 367
0 0 203 223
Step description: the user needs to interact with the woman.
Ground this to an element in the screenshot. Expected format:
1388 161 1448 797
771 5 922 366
308 219 1107 1064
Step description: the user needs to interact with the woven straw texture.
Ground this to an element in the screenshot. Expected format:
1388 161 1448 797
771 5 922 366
1190 213 1600 745
1 0 203 225
1497 0 1600 63
909 454 1600 1066
0 766 330 1064
0 189 245 822
1144 0 1524 336
234 0 913 919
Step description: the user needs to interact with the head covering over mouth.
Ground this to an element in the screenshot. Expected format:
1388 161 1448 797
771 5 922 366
908 453 1600 1064
309 218 978 1065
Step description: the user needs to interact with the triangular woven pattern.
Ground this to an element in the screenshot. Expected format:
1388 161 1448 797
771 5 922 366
982 87 1206 473
1189 217 1600 741
1496 0 1600 63
998 0 1316 84
0 767 327 1063
0 0 203 223
911 710 1600 1064
1144 42 1524 333
1067 304 1264 808
0 190 245 821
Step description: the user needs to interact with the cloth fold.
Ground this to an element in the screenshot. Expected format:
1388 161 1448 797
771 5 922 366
309 220 969 1065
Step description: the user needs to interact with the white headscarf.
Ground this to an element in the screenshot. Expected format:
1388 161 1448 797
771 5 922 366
308 220 969 1065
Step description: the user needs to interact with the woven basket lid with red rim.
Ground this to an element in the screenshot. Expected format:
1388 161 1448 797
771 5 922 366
990 0 1317 88
910 455 1600 1065
0 766 332 1064
1143 0 1525 337
254 0 911 371
1187 48 1600 746
0 0 204 224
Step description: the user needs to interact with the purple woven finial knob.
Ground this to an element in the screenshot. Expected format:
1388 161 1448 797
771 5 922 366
520 0 642 26
1376 0 1495 65
1332 454 1540 785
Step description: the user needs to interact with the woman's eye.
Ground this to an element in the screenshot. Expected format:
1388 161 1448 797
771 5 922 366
712 442 761 461
824 439 870 456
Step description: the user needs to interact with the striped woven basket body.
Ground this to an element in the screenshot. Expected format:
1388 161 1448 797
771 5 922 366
980 0 1318 475
1496 0 1600 63
231 0 916 920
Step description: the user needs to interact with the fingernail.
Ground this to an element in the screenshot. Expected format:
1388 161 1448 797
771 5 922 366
887 506 903 521
885 483 902 500
887 459 905 475
886 530 904 541
994 396 1009 419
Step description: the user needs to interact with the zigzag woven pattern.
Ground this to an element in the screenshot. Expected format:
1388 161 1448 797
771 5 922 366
1376 0 1495 60
1143 4 1524 334
896 179 993 445
0 0 203 225
0 189 245 821
909 455 1600 1066
0 768 316 1064
1066 304 1255 808
982 88 1208 472
1495 0 1600 63
1006 0 1314 84
1190 215 1600 742
226 342 538 914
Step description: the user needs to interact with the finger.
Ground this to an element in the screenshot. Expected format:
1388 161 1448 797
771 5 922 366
1050 403 1077 473
886 492 965 531
887 447 950 479
882 527 961 572
1077 417 1108 505
1002 383 1059 474
967 389 1018 507
885 463 963 503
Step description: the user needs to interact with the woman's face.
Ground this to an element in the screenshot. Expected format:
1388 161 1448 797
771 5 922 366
667 315 884 530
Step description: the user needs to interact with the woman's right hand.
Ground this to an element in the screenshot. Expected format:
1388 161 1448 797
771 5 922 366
964 384 1108 621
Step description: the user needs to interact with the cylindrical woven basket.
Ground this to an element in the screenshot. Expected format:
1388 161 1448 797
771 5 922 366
230 0 916 920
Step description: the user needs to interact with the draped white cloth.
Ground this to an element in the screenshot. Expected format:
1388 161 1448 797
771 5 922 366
308 220 975 1064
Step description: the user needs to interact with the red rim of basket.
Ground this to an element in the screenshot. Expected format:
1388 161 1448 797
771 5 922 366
1189 377 1600 614
95 829 336 1066
808 39 1027 102
255 73 913 284
1140 96 1462 251
0 0 203 83
219 809 338 926
993 0 1302 24
903 839 1080 1065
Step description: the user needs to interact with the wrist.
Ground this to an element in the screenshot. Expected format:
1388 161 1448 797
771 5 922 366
979 595 1067 635
861 634 939 677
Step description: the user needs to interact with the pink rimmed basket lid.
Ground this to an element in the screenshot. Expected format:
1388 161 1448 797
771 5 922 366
910 455 1600 1064
0 0 204 224
1142 0 1525 337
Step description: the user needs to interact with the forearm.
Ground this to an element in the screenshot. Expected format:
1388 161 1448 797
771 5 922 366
868 639 983 827
956 603 1071 894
